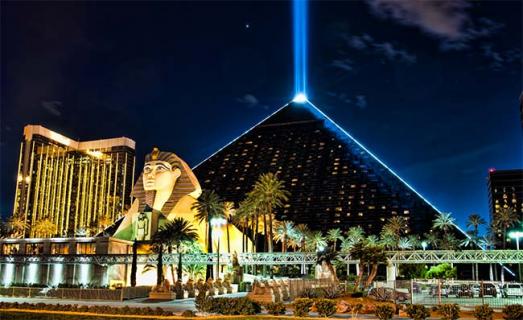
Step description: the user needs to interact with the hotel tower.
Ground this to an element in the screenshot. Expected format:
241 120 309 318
12 125 136 238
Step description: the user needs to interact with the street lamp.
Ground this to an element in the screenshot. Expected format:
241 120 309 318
421 241 428 251
508 230 523 281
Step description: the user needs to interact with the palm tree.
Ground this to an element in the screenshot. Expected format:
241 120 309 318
398 237 413 250
433 212 456 235
306 231 327 252
223 202 235 253
155 218 199 281
191 189 225 279
366 235 379 246
423 232 439 249
293 224 311 252
34 218 55 238
8 215 28 237
326 228 343 251
493 207 519 248
249 173 290 252
384 216 408 236
273 220 295 253
379 229 398 250
346 226 365 242
466 213 486 238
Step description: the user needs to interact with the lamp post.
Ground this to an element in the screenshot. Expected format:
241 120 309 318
210 217 226 279
508 231 523 281
421 241 428 251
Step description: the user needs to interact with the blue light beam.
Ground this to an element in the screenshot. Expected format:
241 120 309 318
293 0 308 98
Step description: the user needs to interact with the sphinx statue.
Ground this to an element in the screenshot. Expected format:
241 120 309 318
114 147 248 254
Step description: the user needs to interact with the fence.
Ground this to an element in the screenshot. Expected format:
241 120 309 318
371 280 523 309
0 286 151 301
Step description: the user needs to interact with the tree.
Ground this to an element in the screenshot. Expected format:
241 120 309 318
249 173 290 252
7 215 28 237
156 218 199 281
425 263 456 279
493 207 519 248
306 231 327 252
423 232 439 249
384 216 408 236
273 220 295 253
293 224 311 252
466 213 486 237
223 202 235 253
350 241 387 289
379 229 398 250
346 226 365 242
326 228 343 251
433 212 456 235
191 189 224 279
398 237 413 250
34 218 55 238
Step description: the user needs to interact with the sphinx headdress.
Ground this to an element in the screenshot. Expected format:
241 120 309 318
132 147 202 213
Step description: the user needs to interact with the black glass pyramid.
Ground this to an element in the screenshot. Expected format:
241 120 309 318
193 101 440 235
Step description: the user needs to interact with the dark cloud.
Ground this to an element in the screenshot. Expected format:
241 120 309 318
342 33 416 63
355 95 367 109
365 0 503 51
41 101 62 116
236 94 268 110
331 58 354 72
481 44 521 71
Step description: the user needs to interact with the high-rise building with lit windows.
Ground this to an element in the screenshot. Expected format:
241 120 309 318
193 101 440 235
488 168 523 248
12 125 136 238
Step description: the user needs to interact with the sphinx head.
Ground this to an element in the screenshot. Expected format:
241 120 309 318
132 147 201 212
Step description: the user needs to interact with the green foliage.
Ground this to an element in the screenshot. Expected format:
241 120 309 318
209 297 261 315
398 264 427 279
297 286 344 299
0 302 173 316
502 304 523 320
425 263 456 279
194 293 213 313
265 301 286 315
473 304 493 320
293 298 314 317
181 310 196 317
374 304 394 320
315 298 337 317
238 281 251 292
438 304 461 320
405 304 430 320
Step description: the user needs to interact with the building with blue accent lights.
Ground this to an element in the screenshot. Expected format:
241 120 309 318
194 101 441 235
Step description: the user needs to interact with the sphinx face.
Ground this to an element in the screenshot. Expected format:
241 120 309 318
142 160 181 191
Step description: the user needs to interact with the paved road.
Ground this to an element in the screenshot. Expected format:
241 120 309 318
0 292 247 312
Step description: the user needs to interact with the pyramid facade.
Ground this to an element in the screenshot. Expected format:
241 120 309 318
193 101 440 235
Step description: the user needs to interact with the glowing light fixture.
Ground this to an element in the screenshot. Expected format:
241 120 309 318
293 93 308 103
293 0 308 97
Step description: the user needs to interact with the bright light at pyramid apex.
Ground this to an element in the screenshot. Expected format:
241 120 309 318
293 93 308 103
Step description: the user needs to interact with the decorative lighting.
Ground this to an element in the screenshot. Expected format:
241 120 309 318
293 93 308 103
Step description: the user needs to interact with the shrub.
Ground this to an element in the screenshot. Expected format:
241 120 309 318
315 298 337 317
265 301 286 315
438 304 460 320
502 304 523 320
322 286 343 299
293 298 314 317
473 304 493 320
375 304 394 320
181 310 196 317
210 297 261 315
195 294 213 313
298 287 321 298
405 304 430 320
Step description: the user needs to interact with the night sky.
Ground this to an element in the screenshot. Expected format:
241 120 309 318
1 1 522 232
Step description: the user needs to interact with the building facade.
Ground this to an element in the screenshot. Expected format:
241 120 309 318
12 125 136 238
194 101 441 235
488 169 523 248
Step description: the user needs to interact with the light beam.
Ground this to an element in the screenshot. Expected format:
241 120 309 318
293 0 308 98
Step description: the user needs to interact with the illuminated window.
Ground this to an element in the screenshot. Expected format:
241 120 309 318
51 243 70 254
76 243 96 254
25 243 44 255
2 243 20 254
